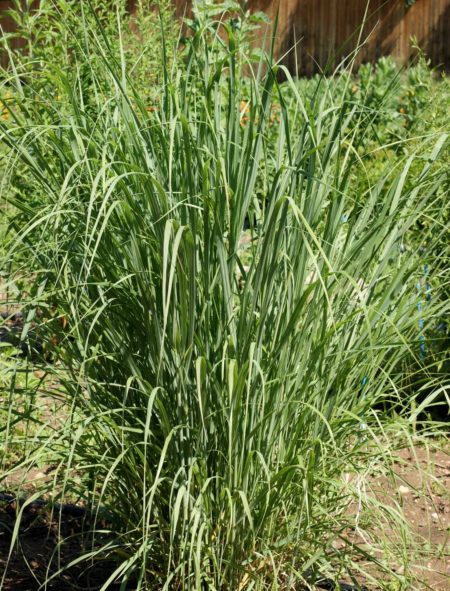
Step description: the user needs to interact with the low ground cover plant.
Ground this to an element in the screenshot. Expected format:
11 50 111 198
0 1 449 589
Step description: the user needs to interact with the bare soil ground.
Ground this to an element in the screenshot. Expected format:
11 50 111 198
373 445 450 590
337 443 450 591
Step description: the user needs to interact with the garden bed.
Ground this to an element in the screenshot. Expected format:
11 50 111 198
1 441 448 590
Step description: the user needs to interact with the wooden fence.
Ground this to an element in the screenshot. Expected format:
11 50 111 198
1 0 449 74
243 0 450 75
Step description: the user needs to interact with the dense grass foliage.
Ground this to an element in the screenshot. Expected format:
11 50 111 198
1 3 449 589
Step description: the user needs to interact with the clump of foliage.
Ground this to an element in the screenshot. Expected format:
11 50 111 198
0 2 449 590
1 0 176 97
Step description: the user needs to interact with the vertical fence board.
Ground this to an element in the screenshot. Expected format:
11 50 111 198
0 0 25 63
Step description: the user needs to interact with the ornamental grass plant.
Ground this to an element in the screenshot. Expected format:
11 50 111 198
0 2 449 589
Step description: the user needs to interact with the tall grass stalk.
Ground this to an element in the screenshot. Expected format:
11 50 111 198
1 4 449 589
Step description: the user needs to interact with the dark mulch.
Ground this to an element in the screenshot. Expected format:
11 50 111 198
0 502 121 590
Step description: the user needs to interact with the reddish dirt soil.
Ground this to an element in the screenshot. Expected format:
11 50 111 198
341 444 450 591
376 445 450 590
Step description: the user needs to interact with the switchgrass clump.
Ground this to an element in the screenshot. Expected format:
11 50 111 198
1 4 449 589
